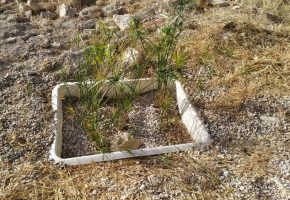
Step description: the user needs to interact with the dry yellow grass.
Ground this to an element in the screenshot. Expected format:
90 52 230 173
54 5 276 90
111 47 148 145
245 0 290 20
180 7 290 110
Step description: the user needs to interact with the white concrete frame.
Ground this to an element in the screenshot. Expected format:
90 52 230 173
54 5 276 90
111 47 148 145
50 78 212 165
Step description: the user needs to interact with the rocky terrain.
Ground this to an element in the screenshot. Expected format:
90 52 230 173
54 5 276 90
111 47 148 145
0 0 289 199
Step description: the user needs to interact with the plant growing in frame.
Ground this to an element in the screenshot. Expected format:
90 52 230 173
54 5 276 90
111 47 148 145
69 13 189 152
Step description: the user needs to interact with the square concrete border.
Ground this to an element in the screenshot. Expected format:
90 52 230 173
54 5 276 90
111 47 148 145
50 78 212 165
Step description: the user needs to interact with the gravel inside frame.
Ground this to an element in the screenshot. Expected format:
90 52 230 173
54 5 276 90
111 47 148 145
61 90 192 158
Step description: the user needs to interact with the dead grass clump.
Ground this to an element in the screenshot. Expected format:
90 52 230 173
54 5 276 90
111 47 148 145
208 85 255 110
236 146 273 179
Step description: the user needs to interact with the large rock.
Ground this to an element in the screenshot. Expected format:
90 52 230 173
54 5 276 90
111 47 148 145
113 14 131 31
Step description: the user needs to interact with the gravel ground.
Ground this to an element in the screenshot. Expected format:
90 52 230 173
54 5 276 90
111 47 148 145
0 0 289 199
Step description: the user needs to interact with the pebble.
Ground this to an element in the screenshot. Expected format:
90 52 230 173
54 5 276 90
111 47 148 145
92 190 97 195
51 41 61 48
3 10 17 14
57 4 77 18
121 47 139 67
260 115 280 124
40 38 50 48
79 6 102 19
24 10 32 19
81 19 96 29
6 37 17 43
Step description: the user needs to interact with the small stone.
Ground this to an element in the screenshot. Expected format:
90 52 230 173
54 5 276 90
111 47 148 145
41 38 50 48
81 19 96 29
39 59 60 72
224 21 237 31
222 170 229 177
25 10 32 19
122 47 139 67
118 139 145 151
40 11 57 20
0 15 7 20
7 15 17 23
26 1 46 13
208 0 230 7
139 184 145 190
51 42 61 48
6 37 17 43
3 10 16 14
79 6 102 19
101 5 118 17
57 4 77 18
110 131 129 151
117 7 128 15
260 115 280 124
232 5 241 10
113 14 131 31
92 190 97 195
266 13 283 24
18 2 30 13
54 18 77 30
26 70 39 76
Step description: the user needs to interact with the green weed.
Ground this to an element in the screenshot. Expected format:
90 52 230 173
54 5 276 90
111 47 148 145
26 81 34 95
